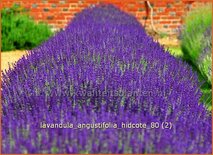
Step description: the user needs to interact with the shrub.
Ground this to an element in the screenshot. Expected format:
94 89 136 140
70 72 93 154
180 5 212 85
1 4 53 51
2 5 212 154
199 26 212 85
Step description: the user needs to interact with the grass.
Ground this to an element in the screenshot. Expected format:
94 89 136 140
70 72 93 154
167 46 183 57
180 4 212 85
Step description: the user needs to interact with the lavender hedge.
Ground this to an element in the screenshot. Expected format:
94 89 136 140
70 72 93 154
2 5 212 154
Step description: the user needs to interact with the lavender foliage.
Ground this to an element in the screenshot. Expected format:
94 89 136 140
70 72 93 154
2 4 212 154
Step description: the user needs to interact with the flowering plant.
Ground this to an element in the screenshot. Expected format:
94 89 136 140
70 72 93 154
2 5 212 154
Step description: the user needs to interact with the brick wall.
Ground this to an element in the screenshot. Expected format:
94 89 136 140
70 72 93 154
0 0 212 34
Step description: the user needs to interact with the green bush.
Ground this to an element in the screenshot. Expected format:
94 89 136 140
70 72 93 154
180 5 212 109
1 4 53 51
181 5 212 84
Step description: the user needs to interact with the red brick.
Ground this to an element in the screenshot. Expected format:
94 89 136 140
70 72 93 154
0 0 210 34
67 0 78 2
105 0 121 3
124 0 137 3
154 2 167 7
30 8 41 13
86 0 98 3
38 3 50 8
153 17 161 20
176 11 184 16
48 0 59 2
80 4 89 8
169 25 178 28
160 21 172 24
59 3 70 7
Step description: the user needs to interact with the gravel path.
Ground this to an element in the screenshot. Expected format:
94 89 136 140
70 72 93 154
1 50 27 72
